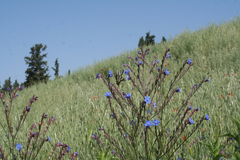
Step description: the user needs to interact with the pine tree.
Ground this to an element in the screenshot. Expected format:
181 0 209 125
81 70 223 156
24 43 50 87
138 36 145 47
138 32 156 47
13 79 19 89
51 58 59 78
144 31 155 46
2 77 12 92
161 36 167 43
68 70 71 76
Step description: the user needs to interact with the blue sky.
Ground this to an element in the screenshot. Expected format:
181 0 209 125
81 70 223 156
0 0 239 86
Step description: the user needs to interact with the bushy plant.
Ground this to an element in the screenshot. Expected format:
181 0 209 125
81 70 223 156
94 47 211 159
0 87 78 159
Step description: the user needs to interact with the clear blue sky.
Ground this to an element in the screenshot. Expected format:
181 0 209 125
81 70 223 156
0 0 239 86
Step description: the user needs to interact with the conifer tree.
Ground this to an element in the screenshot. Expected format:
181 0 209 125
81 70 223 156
51 58 59 78
138 36 145 47
161 36 167 43
68 70 71 76
138 31 156 47
13 79 19 89
24 43 50 87
1 77 12 92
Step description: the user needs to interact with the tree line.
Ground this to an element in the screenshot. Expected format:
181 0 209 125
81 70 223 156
0 32 166 93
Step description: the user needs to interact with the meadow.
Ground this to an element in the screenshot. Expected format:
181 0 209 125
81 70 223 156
0 16 240 159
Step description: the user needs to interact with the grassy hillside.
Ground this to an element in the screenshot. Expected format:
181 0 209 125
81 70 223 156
0 16 240 159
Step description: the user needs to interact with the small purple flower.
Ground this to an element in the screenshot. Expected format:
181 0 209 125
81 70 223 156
158 67 161 71
124 69 130 75
153 119 160 126
20 86 24 89
167 128 170 132
144 96 151 104
194 84 197 88
157 60 160 63
126 75 130 81
188 59 192 64
166 53 171 59
96 73 100 79
138 61 142 65
205 114 210 121
67 145 71 153
178 157 181 160
197 107 200 111
26 106 31 112
153 103 157 108
146 51 149 55
47 136 51 142
130 120 136 125
190 105 192 110
206 77 210 83
7 87 10 91
91 133 96 140
144 120 152 127
164 68 170 75
138 51 141 54
147 110 151 115
189 118 194 124
123 63 126 67
176 86 181 93
74 152 78 155
232 138 234 140
125 134 128 137
16 94 19 96
16 143 22 150
135 57 138 60
125 93 131 99
105 92 111 98
109 70 113 77
110 113 117 118
99 126 102 130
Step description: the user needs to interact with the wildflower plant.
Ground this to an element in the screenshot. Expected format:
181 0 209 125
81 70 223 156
95 47 210 159
0 86 78 159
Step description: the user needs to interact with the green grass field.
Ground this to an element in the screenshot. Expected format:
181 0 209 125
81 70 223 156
1 16 240 159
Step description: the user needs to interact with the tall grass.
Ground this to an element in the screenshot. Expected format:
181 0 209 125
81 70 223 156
0 16 240 159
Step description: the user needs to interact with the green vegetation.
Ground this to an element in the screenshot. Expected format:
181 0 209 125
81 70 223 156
0 16 240 159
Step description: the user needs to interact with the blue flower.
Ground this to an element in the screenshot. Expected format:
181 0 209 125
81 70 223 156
91 133 96 140
205 114 210 121
75 152 78 155
16 94 19 96
96 73 100 79
125 134 128 137
167 128 170 132
144 120 152 127
105 92 111 98
232 138 234 140
99 126 102 130
47 136 51 142
194 84 197 88
189 118 194 124
135 57 138 60
147 110 152 115
178 157 181 160
144 96 151 104
165 68 170 75
138 51 141 54
188 59 192 64
167 53 171 59
109 70 113 77
67 145 71 153
206 77 209 83
197 107 200 111
202 135 204 139
125 69 130 75
158 67 161 71
219 157 222 160
176 86 181 93
153 103 157 108
138 61 142 65
153 119 160 126
126 75 130 81
146 51 149 55
157 60 160 63
111 150 114 154
130 120 136 125
190 105 192 110
125 93 131 98
123 63 126 67
110 113 117 118
20 86 24 89
7 87 10 91
16 143 22 150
